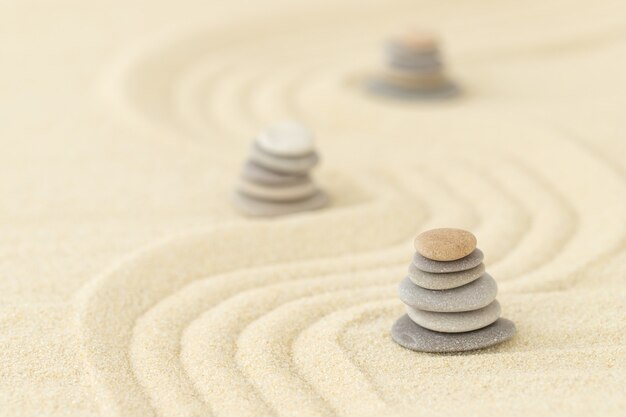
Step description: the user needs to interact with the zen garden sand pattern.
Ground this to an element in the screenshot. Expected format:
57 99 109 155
1 0 626 416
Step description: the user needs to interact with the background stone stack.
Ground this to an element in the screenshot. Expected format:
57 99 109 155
392 228 516 353
370 30 459 98
232 121 328 217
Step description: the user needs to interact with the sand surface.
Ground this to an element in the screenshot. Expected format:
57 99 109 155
1 0 625 416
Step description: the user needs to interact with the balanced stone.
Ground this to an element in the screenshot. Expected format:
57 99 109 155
386 49 441 70
369 81 459 99
398 274 497 312
381 68 447 90
408 262 485 290
391 315 516 353
249 144 318 175
242 162 309 186
232 190 328 217
414 228 477 261
406 300 501 333
386 31 438 54
412 248 483 273
256 121 315 157
237 178 317 202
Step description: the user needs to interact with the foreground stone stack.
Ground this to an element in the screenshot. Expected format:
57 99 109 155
232 121 328 217
392 228 515 353
370 30 458 98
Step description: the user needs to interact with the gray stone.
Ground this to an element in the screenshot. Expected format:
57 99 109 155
237 178 317 202
249 144 318 175
408 263 485 290
389 58 443 72
242 161 309 186
412 249 483 273
231 190 328 217
367 78 460 100
398 274 497 312
385 48 442 71
391 315 516 353
406 300 501 333
380 68 447 89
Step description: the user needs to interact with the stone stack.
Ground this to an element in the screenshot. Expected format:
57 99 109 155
370 30 458 98
392 228 515 352
232 121 328 217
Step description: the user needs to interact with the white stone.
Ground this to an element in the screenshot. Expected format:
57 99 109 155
256 121 315 157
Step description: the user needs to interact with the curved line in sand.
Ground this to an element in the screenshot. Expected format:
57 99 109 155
180 275 395 416
234 286 392 417
77 168 432 416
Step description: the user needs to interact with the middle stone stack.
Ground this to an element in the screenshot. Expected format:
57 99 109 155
398 228 501 334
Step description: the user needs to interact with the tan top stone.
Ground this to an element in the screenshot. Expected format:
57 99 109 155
414 228 477 261
390 30 438 52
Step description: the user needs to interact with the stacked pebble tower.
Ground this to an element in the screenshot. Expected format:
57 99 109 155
392 228 516 353
370 30 458 98
232 121 328 217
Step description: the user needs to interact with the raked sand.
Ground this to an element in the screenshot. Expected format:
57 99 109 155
1 0 625 416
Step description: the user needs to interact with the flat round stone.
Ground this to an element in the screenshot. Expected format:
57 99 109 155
380 68 448 89
237 178 318 202
398 274 497 312
386 31 438 54
256 121 315 157
232 190 328 217
414 228 477 261
242 161 309 186
412 248 483 273
391 315 516 353
388 56 443 72
249 144 318 175
408 262 485 290
406 300 501 333
367 77 459 100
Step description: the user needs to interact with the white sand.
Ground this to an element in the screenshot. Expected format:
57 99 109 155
1 0 625 416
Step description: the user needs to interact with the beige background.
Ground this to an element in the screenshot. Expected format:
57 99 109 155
1 0 625 416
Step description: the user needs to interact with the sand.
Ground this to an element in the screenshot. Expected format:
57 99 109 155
1 0 625 416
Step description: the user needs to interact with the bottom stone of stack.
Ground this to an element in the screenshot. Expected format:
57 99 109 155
391 314 516 353
232 190 328 217
367 75 459 99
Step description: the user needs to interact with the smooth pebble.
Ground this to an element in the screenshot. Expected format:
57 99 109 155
406 300 501 333
391 315 516 353
408 262 485 290
256 121 315 157
237 178 317 202
249 144 318 174
381 68 447 89
368 78 459 99
398 274 497 312
414 228 477 261
386 31 438 54
232 190 328 217
242 161 309 186
412 248 483 273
